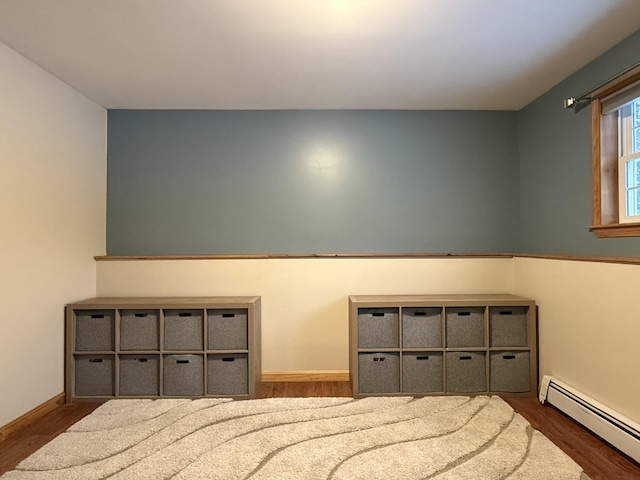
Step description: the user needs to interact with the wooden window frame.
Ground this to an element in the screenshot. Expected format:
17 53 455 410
589 65 640 238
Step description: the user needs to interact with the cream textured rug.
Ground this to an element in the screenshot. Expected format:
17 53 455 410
1 396 590 480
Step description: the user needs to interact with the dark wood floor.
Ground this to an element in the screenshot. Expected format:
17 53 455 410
1 383 638 479
503 397 640 480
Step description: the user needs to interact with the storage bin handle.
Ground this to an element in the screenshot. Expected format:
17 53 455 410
373 357 386 362
458 312 471 316
91 314 104 319
135 313 148 317
222 313 235 318
176 359 190 364
459 356 472 360
499 311 513 315
222 357 235 362
416 356 430 360
89 358 103 363
372 312 384 317
414 311 427 316
178 312 193 317
137 358 148 363
503 355 516 360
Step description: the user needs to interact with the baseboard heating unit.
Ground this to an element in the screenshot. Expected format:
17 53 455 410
539 375 640 463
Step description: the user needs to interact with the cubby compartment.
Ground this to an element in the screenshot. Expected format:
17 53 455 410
446 351 486 393
358 352 400 393
402 352 443 393
164 309 204 351
75 355 114 396
75 310 114 351
490 307 528 347
207 309 248 350
120 310 159 350
163 354 204 396
119 354 159 396
357 308 399 349
402 307 442 348
446 307 485 348
490 351 531 393
207 353 248 395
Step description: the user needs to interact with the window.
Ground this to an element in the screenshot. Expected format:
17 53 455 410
589 65 640 238
618 100 640 222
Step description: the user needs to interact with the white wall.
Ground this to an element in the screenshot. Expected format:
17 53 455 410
513 257 640 424
0 42 106 427
96 258 513 372
97 256 640 425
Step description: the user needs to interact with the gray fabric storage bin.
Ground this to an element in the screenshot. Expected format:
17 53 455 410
207 353 248 395
402 307 442 348
75 355 114 396
445 351 486 393
75 310 115 351
489 307 528 347
358 352 400 393
120 310 159 350
163 354 204 396
446 307 485 348
207 309 248 350
490 351 531 392
357 308 399 349
119 354 159 396
402 352 443 393
164 309 204 350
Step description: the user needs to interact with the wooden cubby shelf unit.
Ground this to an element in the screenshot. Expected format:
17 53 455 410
66 296 261 402
349 294 537 398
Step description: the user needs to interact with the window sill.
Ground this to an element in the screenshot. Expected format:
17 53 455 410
589 222 640 238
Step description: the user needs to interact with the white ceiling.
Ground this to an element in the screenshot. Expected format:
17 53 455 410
1 0 639 110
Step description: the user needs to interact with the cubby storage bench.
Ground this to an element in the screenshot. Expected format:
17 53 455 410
349 294 537 398
66 296 261 402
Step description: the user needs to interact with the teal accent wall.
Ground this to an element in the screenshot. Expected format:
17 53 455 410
107 110 519 255
106 29 640 257
518 29 640 256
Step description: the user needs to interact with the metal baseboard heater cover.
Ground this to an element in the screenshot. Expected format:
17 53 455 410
539 375 640 463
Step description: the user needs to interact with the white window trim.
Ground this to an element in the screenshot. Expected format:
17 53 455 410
617 103 640 223
618 152 640 223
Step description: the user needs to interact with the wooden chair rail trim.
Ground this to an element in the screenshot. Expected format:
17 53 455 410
94 252 640 265
94 253 515 261
515 253 640 266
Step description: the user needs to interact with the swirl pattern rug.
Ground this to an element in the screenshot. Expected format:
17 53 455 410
1 396 590 480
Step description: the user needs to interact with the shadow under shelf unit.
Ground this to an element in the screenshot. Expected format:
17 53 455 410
66 296 261 402
349 294 537 398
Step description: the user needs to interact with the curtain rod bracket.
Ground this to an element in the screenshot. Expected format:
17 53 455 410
563 96 590 112
564 59 640 111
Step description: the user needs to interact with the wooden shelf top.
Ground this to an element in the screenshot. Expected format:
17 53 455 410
349 294 534 306
68 296 261 308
